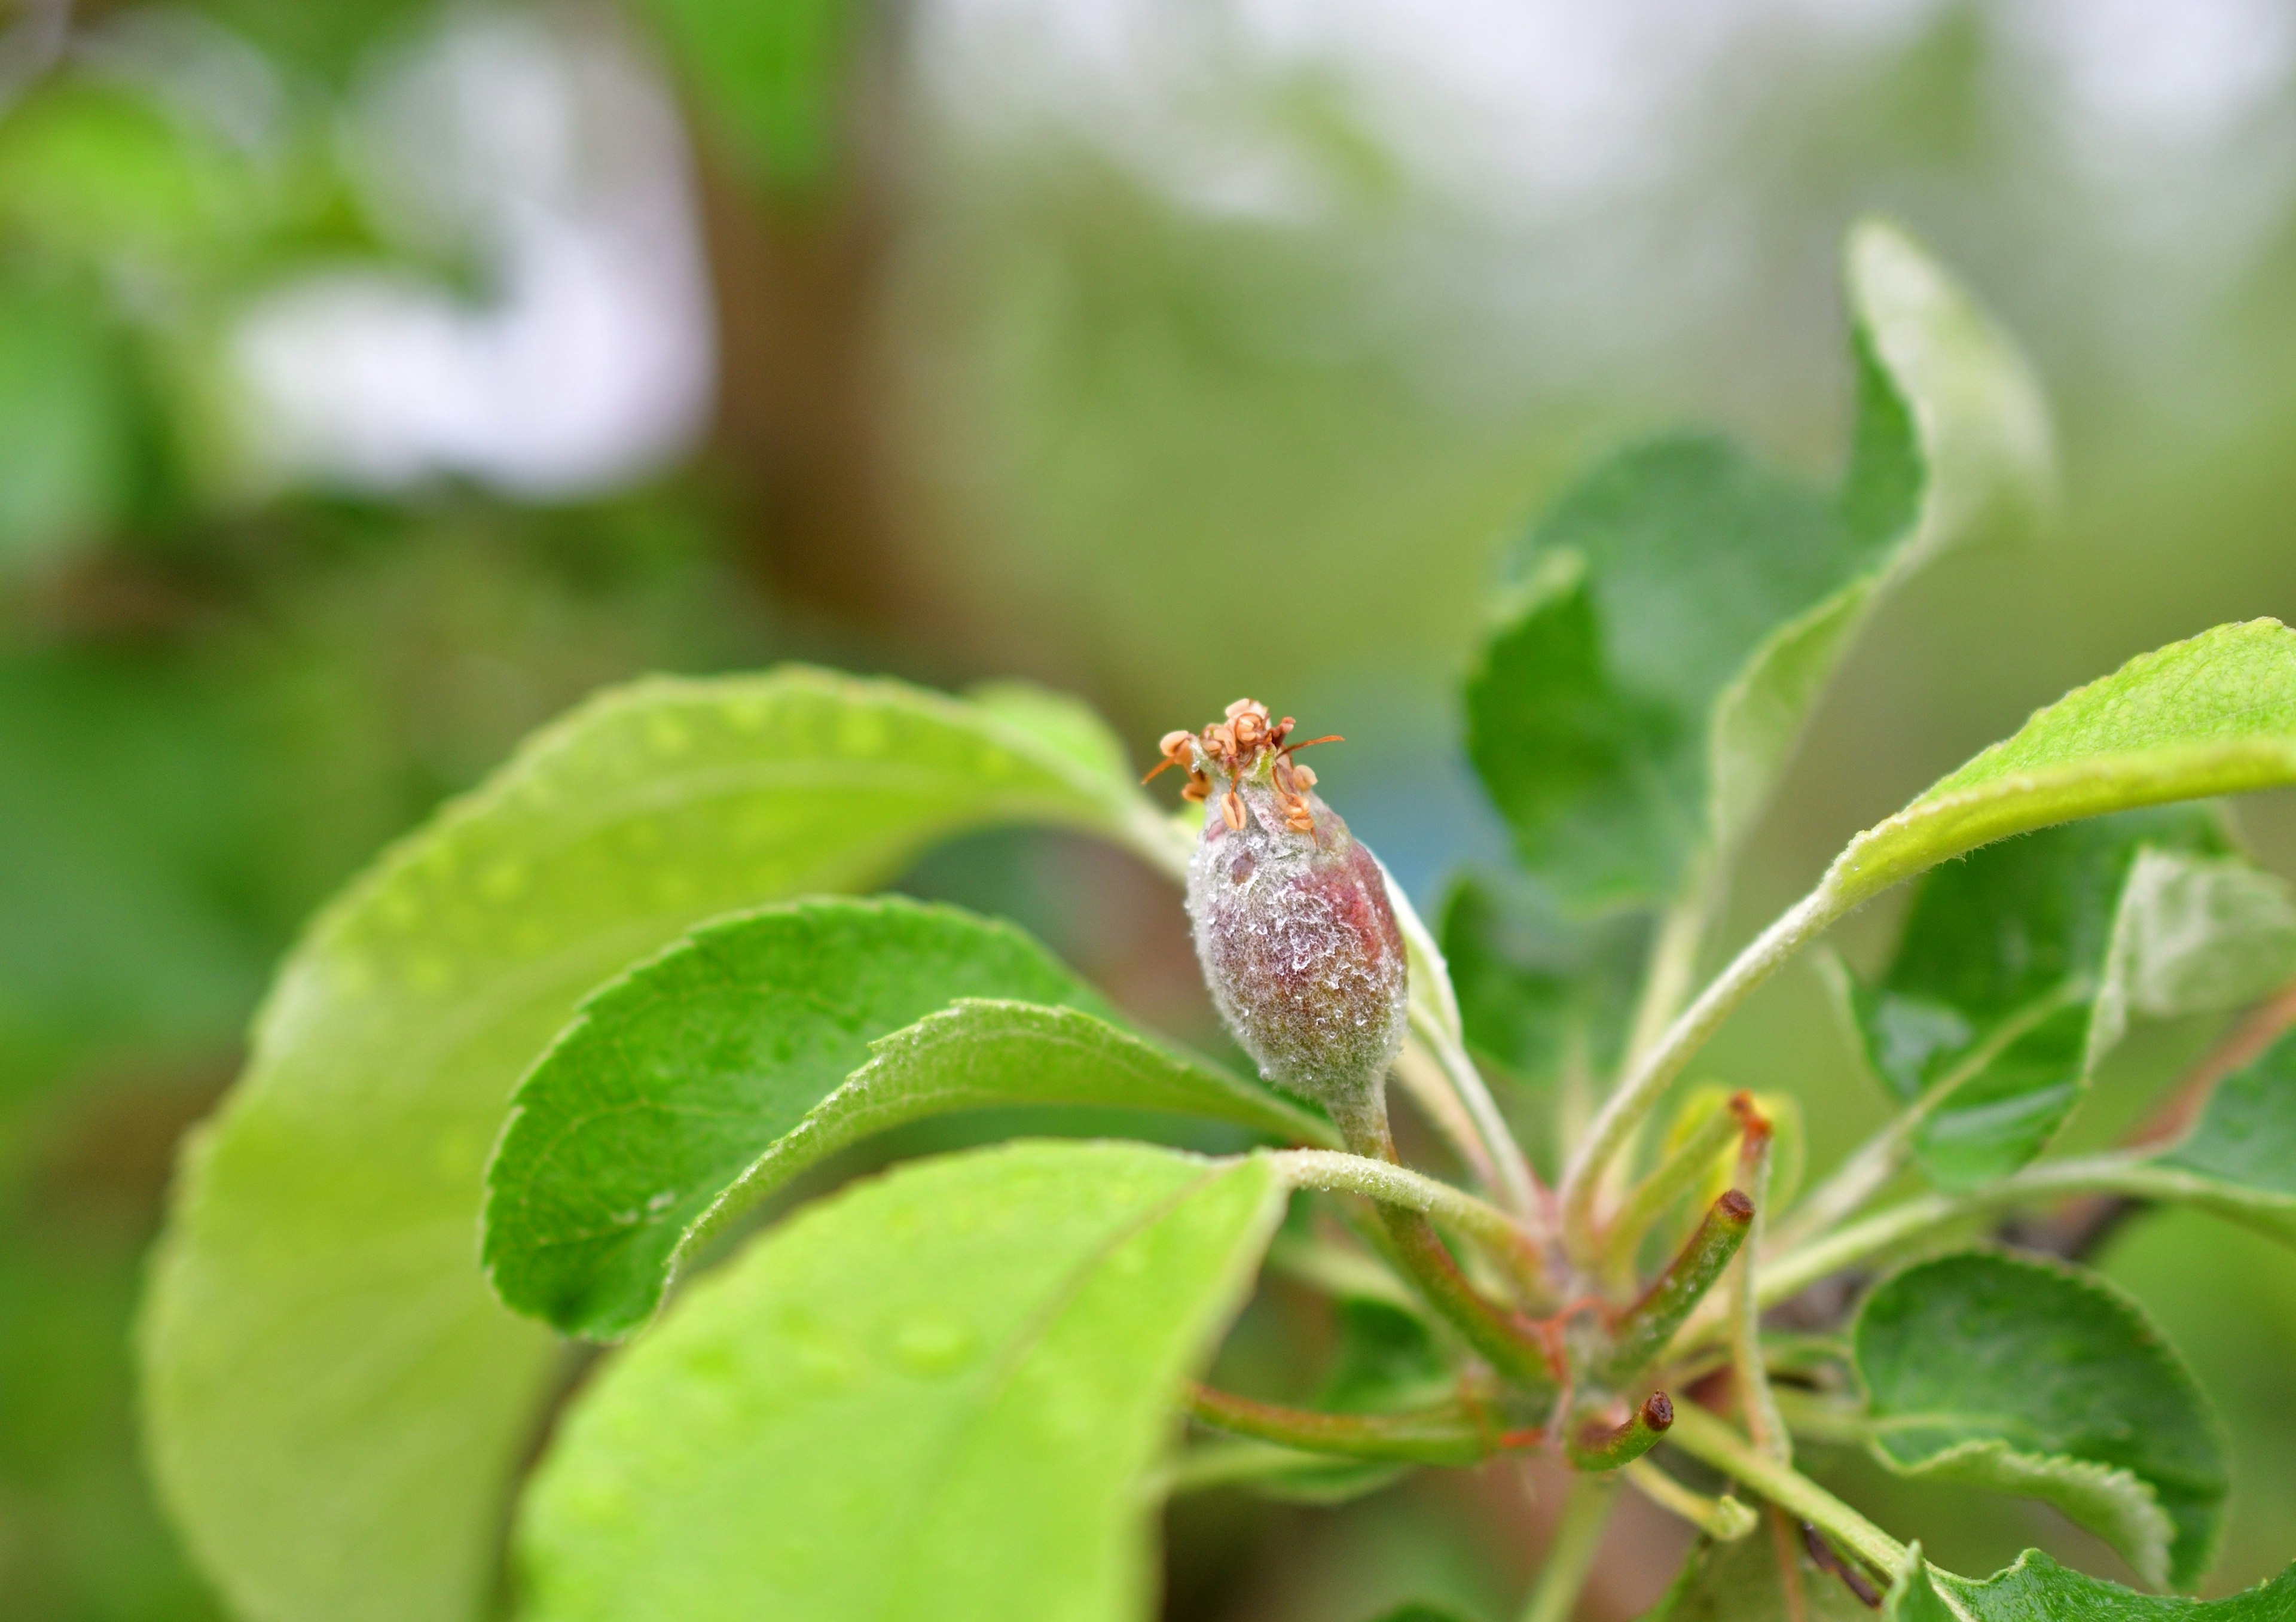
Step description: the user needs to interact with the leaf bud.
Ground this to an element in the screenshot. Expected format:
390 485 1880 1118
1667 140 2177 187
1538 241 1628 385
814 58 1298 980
1153 701 1408 1146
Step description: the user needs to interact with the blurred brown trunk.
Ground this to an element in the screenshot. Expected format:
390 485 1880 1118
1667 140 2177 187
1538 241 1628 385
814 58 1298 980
695 141 913 633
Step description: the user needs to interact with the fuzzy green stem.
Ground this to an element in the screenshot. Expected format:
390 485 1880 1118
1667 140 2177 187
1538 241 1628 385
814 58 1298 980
1562 883 1849 1259
1160 1438 1355 1496
1268 1149 1556 1309
1624 1460 1758 1540
1623 862 1724 1066
1753 1152 2215 1310
1379 1207 1561 1394
1662 1404 1904 1572
1590 1190 1754 1390
1728 1137 1789 1465
1600 1102 1744 1291
1567 1392 1676 1471
1771 980 2088 1252
1396 1036 1505 1195
1518 1472 1622 1622
1413 1003 1546 1224
1185 1384 1501 1466
1335 1110 1562 1395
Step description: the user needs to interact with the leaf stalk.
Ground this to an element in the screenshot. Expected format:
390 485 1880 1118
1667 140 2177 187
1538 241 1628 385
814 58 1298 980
1660 1403 1905 1573
1561 882 1849 1260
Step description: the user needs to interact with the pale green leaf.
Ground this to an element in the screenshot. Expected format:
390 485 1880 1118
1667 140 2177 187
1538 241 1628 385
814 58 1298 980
2091 849 2296 1054
1855 1250 2227 1589
483 897 1321 1340
1467 218 2050 911
1825 620 2296 908
139 668 1175 1622
514 1141 1287 1622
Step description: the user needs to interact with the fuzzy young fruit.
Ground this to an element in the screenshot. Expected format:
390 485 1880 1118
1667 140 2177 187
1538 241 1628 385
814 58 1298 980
1150 701 1409 1148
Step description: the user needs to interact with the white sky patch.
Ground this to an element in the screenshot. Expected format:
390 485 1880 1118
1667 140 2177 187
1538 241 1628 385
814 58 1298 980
233 10 715 499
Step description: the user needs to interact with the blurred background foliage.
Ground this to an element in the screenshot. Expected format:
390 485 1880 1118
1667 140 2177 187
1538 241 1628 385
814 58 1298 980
5 0 2296 1617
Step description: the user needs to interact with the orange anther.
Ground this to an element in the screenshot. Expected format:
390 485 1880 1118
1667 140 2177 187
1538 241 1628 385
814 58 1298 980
1221 789 1246 831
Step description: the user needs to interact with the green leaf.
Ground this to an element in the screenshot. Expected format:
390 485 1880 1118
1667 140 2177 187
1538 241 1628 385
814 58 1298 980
1439 870 1648 1086
1850 809 2260 1189
1854 1250 2227 1589
514 1141 1287 1622
1642 1528 1894 1621
2152 1027 2296 1237
485 896 1327 1339
1466 219 2049 910
139 669 1176 1622
1901 1551 2296 1620
1825 620 2296 908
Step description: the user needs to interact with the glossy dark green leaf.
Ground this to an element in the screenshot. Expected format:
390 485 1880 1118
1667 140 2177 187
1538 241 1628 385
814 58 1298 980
1465 221 2050 910
484 897 1324 1339
1439 870 1648 1087
1850 808 2264 1189
1903 1550 2296 1620
1854 1251 2227 1589
141 669 1176 1622
514 1141 1288 1622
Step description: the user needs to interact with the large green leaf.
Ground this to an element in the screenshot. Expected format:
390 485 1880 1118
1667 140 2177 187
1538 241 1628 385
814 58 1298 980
1849 809 2294 1189
1465 219 2050 910
484 897 1324 1339
1854 1251 2227 1590
514 1141 1287 1622
1900 1551 2296 1620
1825 620 2296 908
139 669 1171 1622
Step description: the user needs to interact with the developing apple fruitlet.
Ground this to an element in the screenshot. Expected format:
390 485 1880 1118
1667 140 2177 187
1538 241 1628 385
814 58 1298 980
1149 700 1409 1148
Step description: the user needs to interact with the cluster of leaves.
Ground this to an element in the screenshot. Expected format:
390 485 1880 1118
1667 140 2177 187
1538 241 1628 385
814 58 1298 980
137 218 2296 1622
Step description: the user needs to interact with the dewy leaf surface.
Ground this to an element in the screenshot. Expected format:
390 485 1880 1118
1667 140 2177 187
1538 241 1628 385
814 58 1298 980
1465 219 2050 910
1855 1251 2227 1590
139 669 1174 1622
1903 1551 2296 1621
515 1141 1288 1622
1826 621 2296 907
484 898 1321 1340
1851 809 2248 1189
